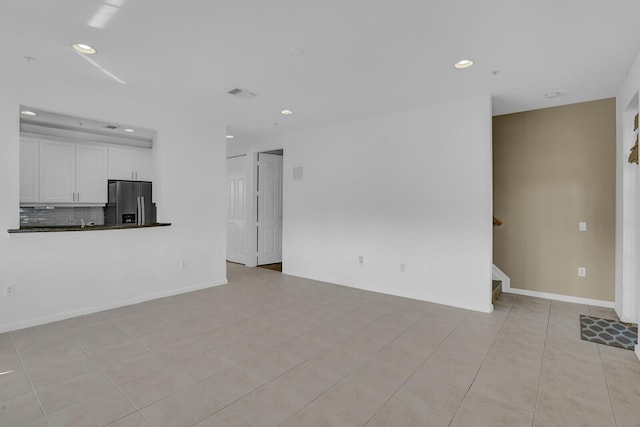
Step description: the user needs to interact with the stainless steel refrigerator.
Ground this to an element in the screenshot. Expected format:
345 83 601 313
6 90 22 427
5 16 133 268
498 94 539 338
105 180 156 226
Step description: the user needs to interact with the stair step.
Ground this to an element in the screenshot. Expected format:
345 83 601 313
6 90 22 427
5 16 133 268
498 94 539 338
492 280 502 304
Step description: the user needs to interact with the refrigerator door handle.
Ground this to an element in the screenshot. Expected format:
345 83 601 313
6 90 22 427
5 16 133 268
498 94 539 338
141 196 146 225
136 196 141 226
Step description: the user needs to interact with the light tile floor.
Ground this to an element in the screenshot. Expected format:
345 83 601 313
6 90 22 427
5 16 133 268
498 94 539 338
1 262 639 426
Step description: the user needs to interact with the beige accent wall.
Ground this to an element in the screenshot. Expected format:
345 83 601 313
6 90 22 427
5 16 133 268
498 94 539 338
493 98 616 301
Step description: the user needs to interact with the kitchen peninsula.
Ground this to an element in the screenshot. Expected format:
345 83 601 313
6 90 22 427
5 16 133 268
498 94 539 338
7 222 171 233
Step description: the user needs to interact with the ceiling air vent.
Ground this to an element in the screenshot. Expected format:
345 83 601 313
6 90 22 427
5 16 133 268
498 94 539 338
105 125 118 129
228 88 257 100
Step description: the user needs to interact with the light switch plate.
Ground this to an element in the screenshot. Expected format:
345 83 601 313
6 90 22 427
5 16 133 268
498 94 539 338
579 222 587 231
578 267 586 277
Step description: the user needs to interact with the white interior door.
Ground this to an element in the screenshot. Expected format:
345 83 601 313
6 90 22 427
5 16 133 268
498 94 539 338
257 153 283 265
227 174 245 263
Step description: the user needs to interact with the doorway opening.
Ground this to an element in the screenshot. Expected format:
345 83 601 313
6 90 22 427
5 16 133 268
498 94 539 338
258 263 283 272
256 149 283 271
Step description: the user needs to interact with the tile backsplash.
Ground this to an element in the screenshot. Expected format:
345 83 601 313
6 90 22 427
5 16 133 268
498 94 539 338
20 206 105 227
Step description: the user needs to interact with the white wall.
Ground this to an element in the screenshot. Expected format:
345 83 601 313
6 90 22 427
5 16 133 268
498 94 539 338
616 49 640 336
229 96 494 312
0 75 227 333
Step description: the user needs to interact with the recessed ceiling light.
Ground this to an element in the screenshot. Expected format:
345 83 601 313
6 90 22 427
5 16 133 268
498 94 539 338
123 128 135 133
454 59 474 69
71 43 97 54
226 135 234 139
544 92 562 99
20 110 37 116
280 109 293 115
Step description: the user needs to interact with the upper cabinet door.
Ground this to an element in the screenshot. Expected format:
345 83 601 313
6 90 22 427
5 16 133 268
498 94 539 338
39 140 75 203
20 138 39 204
132 148 153 181
108 146 135 180
108 146 152 181
76 144 108 203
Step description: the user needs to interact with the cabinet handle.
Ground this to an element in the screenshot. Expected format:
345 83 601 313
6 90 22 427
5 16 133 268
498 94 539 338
77 192 79 201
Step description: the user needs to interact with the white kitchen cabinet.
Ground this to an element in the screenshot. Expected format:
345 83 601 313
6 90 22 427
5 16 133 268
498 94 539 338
39 140 75 203
75 144 108 203
20 138 39 203
108 146 153 181
38 139 107 205
132 148 153 181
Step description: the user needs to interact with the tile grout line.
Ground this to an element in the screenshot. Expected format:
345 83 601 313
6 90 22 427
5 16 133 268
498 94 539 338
531 297 552 427
446 295 519 426
343 304 477 426
597 343 620 426
258 309 401 426
71 333 145 427
364 308 460 425
9 332 52 427
101 368 152 426
73 311 194 420
98 299 342 426
279 304 431 426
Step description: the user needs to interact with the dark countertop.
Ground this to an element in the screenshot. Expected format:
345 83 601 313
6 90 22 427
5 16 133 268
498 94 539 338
7 223 172 233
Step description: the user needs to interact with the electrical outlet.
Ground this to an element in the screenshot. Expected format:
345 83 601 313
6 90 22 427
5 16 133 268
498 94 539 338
5 284 16 296
358 256 363 264
578 267 586 277
579 222 587 231
400 263 406 272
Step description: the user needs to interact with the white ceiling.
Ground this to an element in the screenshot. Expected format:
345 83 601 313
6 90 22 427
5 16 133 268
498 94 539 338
2 0 640 138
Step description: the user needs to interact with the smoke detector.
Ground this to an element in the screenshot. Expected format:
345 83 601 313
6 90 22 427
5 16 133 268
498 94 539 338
228 88 257 100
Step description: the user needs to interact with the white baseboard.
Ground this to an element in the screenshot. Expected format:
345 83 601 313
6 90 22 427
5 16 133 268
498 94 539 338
0 280 227 334
503 286 615 308
283 269 494 314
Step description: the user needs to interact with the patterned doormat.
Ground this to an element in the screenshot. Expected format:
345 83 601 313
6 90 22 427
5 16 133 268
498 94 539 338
580 315 638 350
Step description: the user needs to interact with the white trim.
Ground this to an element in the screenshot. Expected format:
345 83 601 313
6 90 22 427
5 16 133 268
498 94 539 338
0 280 227 334
497 263 615 307
492 264 510 291
635 344 640 362
503 286 615 308
283 269 494 314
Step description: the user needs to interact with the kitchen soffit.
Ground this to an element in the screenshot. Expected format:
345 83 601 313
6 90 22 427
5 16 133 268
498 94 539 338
20 106 155 149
